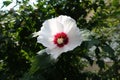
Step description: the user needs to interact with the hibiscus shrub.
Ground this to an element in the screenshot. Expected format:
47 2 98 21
0 0 120 80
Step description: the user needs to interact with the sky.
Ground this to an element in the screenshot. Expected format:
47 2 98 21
0 0 37 10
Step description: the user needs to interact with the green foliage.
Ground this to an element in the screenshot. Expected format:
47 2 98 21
2 0 12 7
21 51 55 80
0 0 120 80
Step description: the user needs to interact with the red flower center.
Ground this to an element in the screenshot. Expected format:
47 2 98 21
53 32 69 47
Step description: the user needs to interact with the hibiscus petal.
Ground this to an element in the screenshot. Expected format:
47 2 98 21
37 18 65 48
64 28 83 51
56 15 72 24
46 47 63 59
42 18 64 35
37 35 55 48
63 19 77 33
56 15 77 33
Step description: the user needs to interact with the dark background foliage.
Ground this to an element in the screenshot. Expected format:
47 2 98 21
0 0 120 80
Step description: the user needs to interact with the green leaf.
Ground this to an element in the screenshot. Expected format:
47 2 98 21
96 60 105 69
101 43 115 56
30 51 55 75
80 53 94 66
21 72 45 80
81 39 100 49
112 0 120 7
3 1 12 7
21 50 55 80
95 47 100 59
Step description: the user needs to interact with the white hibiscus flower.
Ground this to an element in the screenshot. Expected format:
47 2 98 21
35 15 84 59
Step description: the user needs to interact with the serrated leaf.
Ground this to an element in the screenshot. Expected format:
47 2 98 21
21 50 55 80
30 51 55 75
81 39 100 49
3 1 12 7
88 39 100 49
101 43 115 56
